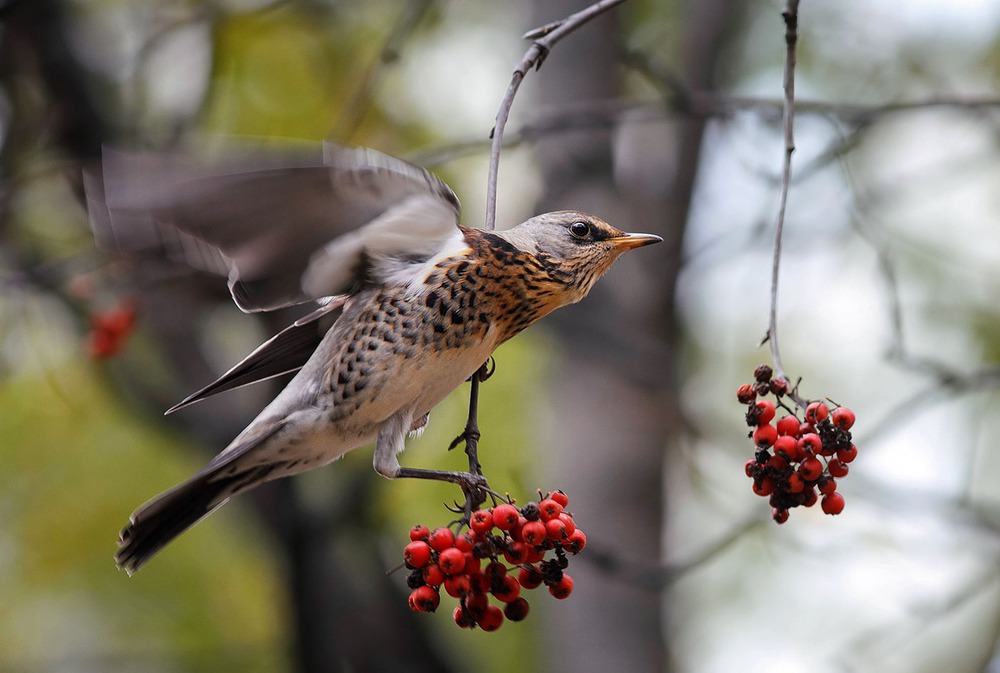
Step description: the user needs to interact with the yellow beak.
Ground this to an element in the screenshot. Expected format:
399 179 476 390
609 232 663 251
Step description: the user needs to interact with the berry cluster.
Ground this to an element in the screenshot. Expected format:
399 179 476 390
738 365 858 522
403 490 585 631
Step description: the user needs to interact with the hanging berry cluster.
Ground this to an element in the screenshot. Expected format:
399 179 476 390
403 490 585 631
738 365 858 522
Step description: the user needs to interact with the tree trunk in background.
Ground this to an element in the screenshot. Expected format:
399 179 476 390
531 2 739 670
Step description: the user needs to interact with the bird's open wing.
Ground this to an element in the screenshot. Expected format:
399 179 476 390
86 142 461 312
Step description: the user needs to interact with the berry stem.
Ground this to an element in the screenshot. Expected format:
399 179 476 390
766 0 799 389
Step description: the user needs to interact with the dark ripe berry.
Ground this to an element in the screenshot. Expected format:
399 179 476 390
818 476 837 495
469 509 494 534
406 568 425 590
428 527 455 552
737 383 757 404
754 400 776 425
822 492 846 515
538 498 564 521
404 540 433 569
521 520 547 546
464 592 489 620
550 490 570 508
799 456 823 481
422 563 445 587
752 477 775 497
772 508 789 524
802 487 818 508
776 416 801 437
753 424 778 448
408 585 440 613
754 364 773 382
798 433 822 456
484 561 508 580
754 381 771 397
563 528 587 554
492 503 520 530
472 540 493 559
518 566 544 590
769 377 789 396
832 406 856 430
492 574 521 603
520 502 541 521
504 597 531 622
477 605 504 632
837 444 859 464
827 459 849 478
503 541 530 565
805 401 830 424
409 524 430 542
438 547 467 575
453 605 476 628
548 574 574 600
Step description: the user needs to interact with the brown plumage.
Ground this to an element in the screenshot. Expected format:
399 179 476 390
86 143 660 574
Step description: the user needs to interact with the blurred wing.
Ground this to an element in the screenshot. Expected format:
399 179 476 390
164 298 347 414
86 142 461 312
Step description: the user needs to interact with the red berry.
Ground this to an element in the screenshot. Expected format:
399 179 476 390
827 459 849 478
766 454 789 471
563 528 587 554
492 503 520 531
802 487 818 508
409 524 430 542
769 377 789 396
752 477 774 497
520 520 547 546
798 433 822 456
428 527 455 552
503 541 530 565
745 459 759 478
464 554 482 574
818 477 837 495
550 490 570 508
476 605 504 631
772 508 789 524
774 435 801 461
754 364 773 382
548 574 574 599
492 574 521 603
504 597 530 622
776 416 800 437
404 541 432 569
525 545 546 564
799 456 823 481
453 605 476 628
444 575 471 598
558 513 577 536
422 563 445 587
737 383 757 404
545 517 568 541
455 533 475 553
837 444 858 464
484 561 508 580
822 492 846 515
799 422 815 436
408 585 440 613
805 401 829 424
753 424 778 448
469 509 494 534
538 498 564 521
832 406 856 430
518 566 543 590
465 592 489 620
786 472 805 494
754 399 776 425
438 547 467 575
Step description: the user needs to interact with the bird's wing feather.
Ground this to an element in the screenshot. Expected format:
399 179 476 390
87 142 461 312
165 297 347 414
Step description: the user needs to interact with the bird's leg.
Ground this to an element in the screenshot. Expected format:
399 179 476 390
375 407 491 509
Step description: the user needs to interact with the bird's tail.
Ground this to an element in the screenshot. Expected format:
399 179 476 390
115 423 286 575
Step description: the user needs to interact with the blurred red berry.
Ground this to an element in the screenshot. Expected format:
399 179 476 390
469 509 494 534
769 377 789 396
799 456 823 481
404 541 432 569
837 444 858 464
798 433 822 456
521 520 547 546
518 566 543 590
422 563 445 587
492 503 520 530
548 574 574 600
827 459 849 478
504 597 531 622
428 527 455 551
818 477 837 495
772 508 789 524
832 406 856 430
752 477 774 497
805 401 829 424
753 424 778 448
754 399 776 425
492 575 521 603
538 498 564 521
786 472 805 494
453 605 476 628
409 524 430 542
550 491 570 508
408 585 440 613
737 383 757 404
564 529 587 554
477 605 504 631
438 547 467 575
821 492 846 515
776 416 800 437
773 435 801 461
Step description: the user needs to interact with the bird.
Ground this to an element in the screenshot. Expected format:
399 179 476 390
85 141 662 575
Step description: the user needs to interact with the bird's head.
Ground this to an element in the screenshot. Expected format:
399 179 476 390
496 210 662 304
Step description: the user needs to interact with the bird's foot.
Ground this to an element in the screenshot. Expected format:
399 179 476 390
395 467 494 512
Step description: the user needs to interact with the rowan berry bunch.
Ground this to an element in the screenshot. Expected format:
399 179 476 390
738 365 858 522
402 490 585 631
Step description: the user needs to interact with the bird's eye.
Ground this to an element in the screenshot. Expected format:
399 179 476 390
569 221 591 239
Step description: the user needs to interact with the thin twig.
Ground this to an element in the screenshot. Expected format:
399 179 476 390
484 0 629 230
765 0 801 403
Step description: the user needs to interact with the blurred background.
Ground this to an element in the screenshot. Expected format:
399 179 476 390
2 0 1000 671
